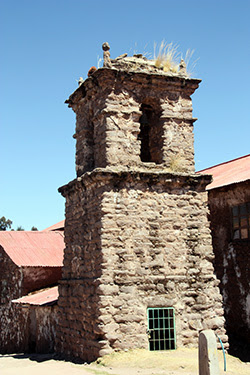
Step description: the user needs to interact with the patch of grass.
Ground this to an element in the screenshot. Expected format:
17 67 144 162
169 154 186 173
95 348 198 370
153 41 180 73
85 367 118 375
93 348 250 375
97 55 103 68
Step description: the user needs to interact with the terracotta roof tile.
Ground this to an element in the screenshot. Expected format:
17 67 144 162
197 154 250 190
12 286 58 306
0 231 64 267
42 220 65 232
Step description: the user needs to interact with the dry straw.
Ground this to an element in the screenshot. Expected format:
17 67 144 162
153 41 180 73
153 41 198 76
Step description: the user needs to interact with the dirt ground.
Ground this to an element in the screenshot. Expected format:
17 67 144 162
1 348 250 375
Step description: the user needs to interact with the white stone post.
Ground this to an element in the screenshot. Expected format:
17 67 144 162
199 330 220 375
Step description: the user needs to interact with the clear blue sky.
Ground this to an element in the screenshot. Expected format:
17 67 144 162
1 0 249 230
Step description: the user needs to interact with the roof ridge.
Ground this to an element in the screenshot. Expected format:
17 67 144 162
197 154 250 173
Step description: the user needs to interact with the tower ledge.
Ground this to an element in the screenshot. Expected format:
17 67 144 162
66 67 201 109
58 168 212 198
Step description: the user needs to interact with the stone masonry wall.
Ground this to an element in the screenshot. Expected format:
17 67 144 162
33 305 59 353
57 59 227 361
208 180 250 353
0 247 23 305
0 247 28 353
99 174 226 352
22 267 62 293
68 70 197 177
56 171 227 361
1 303 58 354
56 176 104 360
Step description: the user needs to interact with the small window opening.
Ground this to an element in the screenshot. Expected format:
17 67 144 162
232 202 250 240
147 307 176 351
138 104 163 164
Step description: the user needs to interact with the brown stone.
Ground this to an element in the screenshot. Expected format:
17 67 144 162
56 50 227 361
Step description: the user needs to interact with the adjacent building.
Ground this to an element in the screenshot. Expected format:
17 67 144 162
0 230 64 353
198 154 250 357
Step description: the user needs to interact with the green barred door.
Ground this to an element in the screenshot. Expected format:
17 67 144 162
147 307 176 351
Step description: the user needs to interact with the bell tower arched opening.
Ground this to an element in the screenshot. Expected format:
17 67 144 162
138 103 163 164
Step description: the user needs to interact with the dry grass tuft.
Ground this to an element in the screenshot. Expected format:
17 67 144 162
153 41 180 73
94 348 250 375
152 41 198 76
169 153 186 173
182 48 199 77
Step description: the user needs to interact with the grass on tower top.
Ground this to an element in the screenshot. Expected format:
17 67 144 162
153 41 180 73
153 41 197 77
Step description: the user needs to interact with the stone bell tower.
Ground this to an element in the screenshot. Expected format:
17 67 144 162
56 43 227 361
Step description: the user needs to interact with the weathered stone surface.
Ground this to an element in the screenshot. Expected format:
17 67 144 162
56 52 227 361
208 180 250 353
66 67 200 177
56 169 227 360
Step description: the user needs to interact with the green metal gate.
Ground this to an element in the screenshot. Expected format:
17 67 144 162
147 307 176 351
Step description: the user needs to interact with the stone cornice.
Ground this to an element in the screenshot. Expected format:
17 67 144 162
65 68 202 108
58 168 212 197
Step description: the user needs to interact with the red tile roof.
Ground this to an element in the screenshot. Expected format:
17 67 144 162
12 286 58 306
197 154 250 190
42 220 65 231
0 231 64 267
